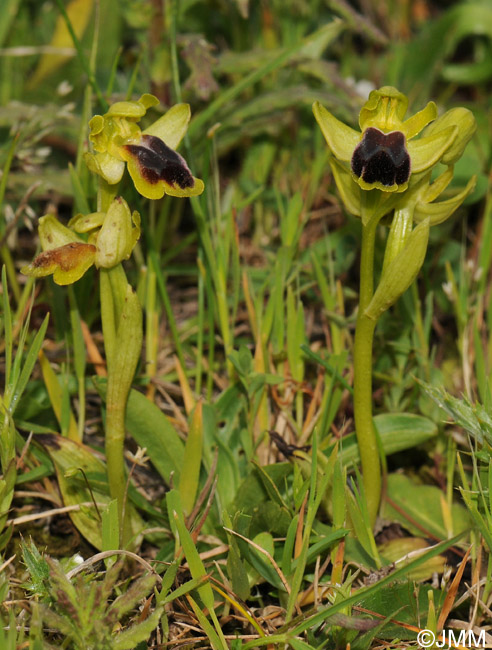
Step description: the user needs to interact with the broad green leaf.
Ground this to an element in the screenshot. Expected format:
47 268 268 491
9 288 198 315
35 434 143 550
94 378 184 484
323 413 437 465
379 536 446 581
383 473 471 539
288 531 466 638
357 583 444 640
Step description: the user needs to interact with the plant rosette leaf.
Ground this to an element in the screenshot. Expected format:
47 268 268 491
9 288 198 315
35 434 143 550
382 473 472 540
322 413 437 466
378 536 446 581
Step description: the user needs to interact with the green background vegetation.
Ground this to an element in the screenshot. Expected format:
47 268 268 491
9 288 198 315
1 0 492 647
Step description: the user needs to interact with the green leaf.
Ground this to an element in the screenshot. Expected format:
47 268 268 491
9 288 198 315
179 402 203 515
93 378 184 484
35 434 143 550
365 218 430 320
0 0 21 47
323 413 437 466
356 583 443 640
21 539 50 597
382 473 471 539
28 0 94 89
288 531 466 638
102 499 119 556
112 605 164 650
9 314 49 417
166 490 215 611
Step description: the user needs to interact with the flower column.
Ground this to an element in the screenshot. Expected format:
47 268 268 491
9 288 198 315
313 87 476 527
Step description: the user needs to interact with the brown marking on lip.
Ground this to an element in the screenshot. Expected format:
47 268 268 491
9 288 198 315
124 134 195 189
351 127 410 187
32 243 96 272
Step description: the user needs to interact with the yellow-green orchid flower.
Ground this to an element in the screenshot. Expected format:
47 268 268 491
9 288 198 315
84 95 204 200
313 86 475 194
22 198 140 286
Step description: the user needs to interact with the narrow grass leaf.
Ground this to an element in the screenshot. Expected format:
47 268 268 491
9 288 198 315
179 401 203 515
186 595 223 650
166 489 215 611
38 349 79 441
102 499 120 555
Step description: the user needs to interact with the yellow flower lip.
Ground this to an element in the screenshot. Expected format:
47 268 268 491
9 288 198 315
22 242 97 285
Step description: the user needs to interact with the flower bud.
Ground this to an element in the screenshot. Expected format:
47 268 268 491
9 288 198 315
422 107 476 165
95 197 141 269
38 214 81 250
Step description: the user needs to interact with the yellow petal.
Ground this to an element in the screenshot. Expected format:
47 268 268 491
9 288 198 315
84 151 125 184
402 101 437 139
69 211 106 233
107 93 159 119
422 107 476 165
414 176 476 226
329 157 362 217
163 177 205 198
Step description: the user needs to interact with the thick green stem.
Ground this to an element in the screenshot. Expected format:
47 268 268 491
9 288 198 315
101 268 143 546
98 180 142 546
353 217 381 527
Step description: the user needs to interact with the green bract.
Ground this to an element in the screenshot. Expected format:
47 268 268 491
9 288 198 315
84 95 204 200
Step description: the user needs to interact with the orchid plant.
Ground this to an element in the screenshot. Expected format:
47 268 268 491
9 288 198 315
314 86 476 527
23 96 204 545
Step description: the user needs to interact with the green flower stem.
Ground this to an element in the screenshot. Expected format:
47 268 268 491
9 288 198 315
353 214 381 528
100 265 143 545
98 179 142 546
97 178 117 212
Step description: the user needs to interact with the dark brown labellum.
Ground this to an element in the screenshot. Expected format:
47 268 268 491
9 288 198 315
124 134 195 189
351 127 410 187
